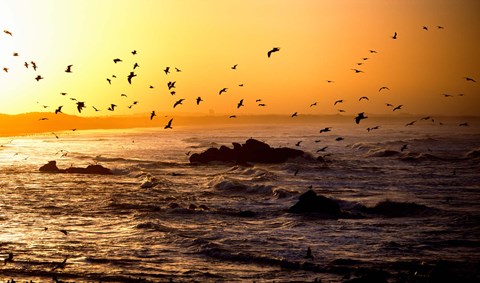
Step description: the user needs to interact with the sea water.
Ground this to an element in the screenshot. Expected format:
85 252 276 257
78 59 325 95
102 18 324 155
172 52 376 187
0 118 479 282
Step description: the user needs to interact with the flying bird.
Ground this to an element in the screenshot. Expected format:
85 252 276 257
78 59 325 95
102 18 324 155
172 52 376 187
3 30 12 36
231 64 238 70
379 86 390 92
167 81 176 90
367 126 380 132
369 50 378 53
76 101 86 113
237 99 244 108
229 115 237 118
359 96 369 101
150 111 156 120
355 112 368 124
393 105 403 111
464 77 476 82
385 103 394 107
106 78 111 84
55 106 63 114
51 256 69 272
173 99 185 108
4 252 13 265
34 75 44 81
392 32 397 39
219 88 228 95
442 93 453 97
127 72 136 84
120 93 127 97
310 102 317 107
131 50 137 55
336 137 344 141
334 100 343 105
317 146 328 152
13 52 19 56
351 69 364 73
291 112 298 118
459 122 469 127
92 106 100 112
423 26 428 31
267 47 280 58
401 144 408 152
295 141 302 147
164 67 170 74
258 103 266 107
175 67 182 72
113 58 122 63
326 80 334 83
24 62 29 68
319 127 331 133
65 65 73 73
437 26 445 29
133 62 139 69
108 104 117 111
196 96 203 105
31 61 37 71
405 120 416 126
60 92 67 96
3 67 8 73
52 132 59 139
164 118 173 129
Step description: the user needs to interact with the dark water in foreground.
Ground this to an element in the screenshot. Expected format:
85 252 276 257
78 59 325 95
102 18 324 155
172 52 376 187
0 120 479 282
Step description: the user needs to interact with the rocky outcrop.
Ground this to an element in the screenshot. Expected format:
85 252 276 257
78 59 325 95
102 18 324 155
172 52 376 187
288 190 341 216
189 138 307 164
39 160 112 175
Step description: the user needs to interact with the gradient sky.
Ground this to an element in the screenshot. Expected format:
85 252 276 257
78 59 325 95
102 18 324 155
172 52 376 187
0 0 479 117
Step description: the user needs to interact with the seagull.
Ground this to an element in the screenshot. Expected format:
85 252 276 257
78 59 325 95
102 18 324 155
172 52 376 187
175 67 182 72
150 111 156 120
385 103 394 107
237 99 244 108
127 72 136 84
336 137 344 141
442 93 453 97
149 85 154 89
229 115 237 118
392 32 397 39
369 50 378 53
31 61 37 71
238 84 244 87
420 116 431 121
51 256 69 272
258 103 266 107
359 96 369 101
379 86 390 92
3 30 12 36
319 127 331 133
295 141 302 147
362 57 369 61
196 96 203 105
76 102 86 113
393 105 403 111
464 77 476 82
167 81 176 90
35 75 44 81
291 112 298 117
355 112 368 124
131 50 137 55
113 58 122 63
326 80 334 83
459 122 469 127
13 52 19 56
60 92 67 96
367 126 380 132
351 69 364 73
59 229 68 236
133 62 139 69
405 120 416 126
173 99 185 108
231 64 238 70
164 118 173 129
256 99 262 102
423 26 428 31
24 62 29 68
310 102 317 107
401 144 408 152
65 65 73 73
334 100 343 105
120 93 127 97
338 109 346 113
3 67 8 73
317 146 328 152
170 91 176 95
164 67 170 74
267 47 280 58
52 132 59 139
55 106 63 114
219 88 228 95
107 104 117 111
437 26 445 29
92 106 100 112
106 78 111 84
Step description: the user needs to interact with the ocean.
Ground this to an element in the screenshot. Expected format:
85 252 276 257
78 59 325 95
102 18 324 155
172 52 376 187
0 118 479 282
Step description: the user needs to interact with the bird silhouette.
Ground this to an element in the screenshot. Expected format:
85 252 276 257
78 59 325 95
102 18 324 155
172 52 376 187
51 256 68 272
4 252 13 265
127 72 136 84
59 229 68 235
369 50 378 53
219 88 228 95
65 65 72 73
355 112 368 124
334 100 343 105
120 93 127 97
35 75 44 81
401 144 408 152
437 26 445 29
3 67 8 73
379 86 390 92
76 102 86 113
164 118 173 129
13 52 19 56
442 94 453 97
351 69 363 73
362 57 369 61
106 78 111 84
133 62 139 69
420 116 431 121
170 91 176 95
196 96 203 105
405 120 416 126
392 32 397 39
367 126 380 132
55 106 63 114
295 141 302 147
231 64 238 70
316 146 328 152
464 77 476 82
291 112 298 117
175 67 182 72
319 127 331 133
52 132 59 139
237 99 244 108
150 111 156 120
238 84 244 87
3 30 12 36
267 47 280 58
164 67 170 74
423 26 428 31
258 103 266 107
385 103 394 107
92 106 100 112
393 105 403 111
459 122 469 127
60 92 67 96
310 102 317 107
31 61 37 71
173 99 185 108
359 96 369 101
326 80 334 83
113 58 122 63
229 115 237 118
131 50 137 55
338 109 346 113
108 104 117 111
336 137 344 141
168 81 176 90
24 62 29 68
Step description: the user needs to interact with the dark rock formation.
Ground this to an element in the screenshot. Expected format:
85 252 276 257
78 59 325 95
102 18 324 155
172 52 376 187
189 138 307 164
288 190 341 216
39 160 112 175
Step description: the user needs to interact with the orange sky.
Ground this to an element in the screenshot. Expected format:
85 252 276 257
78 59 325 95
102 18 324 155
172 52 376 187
0 0 479 118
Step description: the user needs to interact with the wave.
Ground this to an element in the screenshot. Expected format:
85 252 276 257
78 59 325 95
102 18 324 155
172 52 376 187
465 148 480 158
361 199 437 217
135 221 176 233
366 149 401 157
211 177 275 195
399 152 443 162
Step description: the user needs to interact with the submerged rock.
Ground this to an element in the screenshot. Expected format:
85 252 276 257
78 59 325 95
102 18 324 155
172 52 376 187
288 190 341 216
39 160 112 175
189 138 308 164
